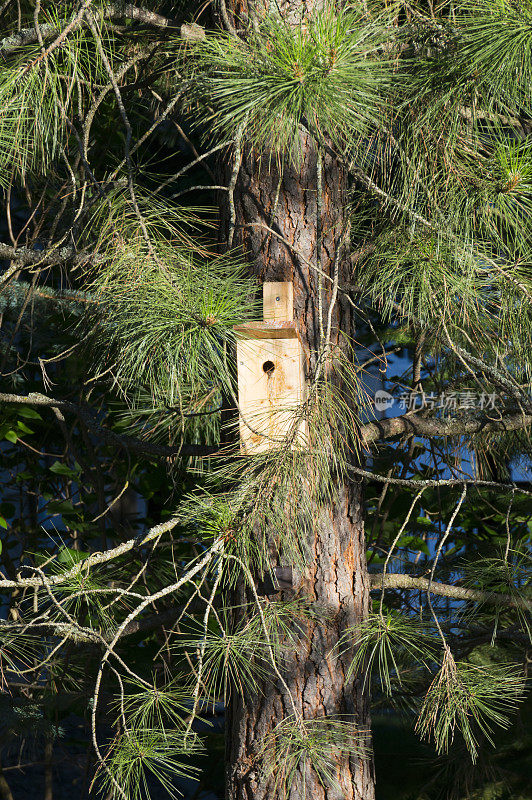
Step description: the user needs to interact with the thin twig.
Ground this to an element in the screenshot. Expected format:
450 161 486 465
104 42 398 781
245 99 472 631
427 486 467 645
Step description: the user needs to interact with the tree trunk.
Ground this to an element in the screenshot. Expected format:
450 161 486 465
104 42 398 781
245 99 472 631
221 128 375 799
0 759 14 800
44 734 54 800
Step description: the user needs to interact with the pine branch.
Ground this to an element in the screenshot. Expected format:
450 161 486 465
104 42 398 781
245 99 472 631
0 605 187 642
0 5 204 57
371 573 531 611
352 466 532 495
361 409 532 445
447 342 532 414
0 515 181 590
0 619 101 643
3 391 529 460
0 280 94 309
0 392 219 458
0 243 104 279
0 243 76 267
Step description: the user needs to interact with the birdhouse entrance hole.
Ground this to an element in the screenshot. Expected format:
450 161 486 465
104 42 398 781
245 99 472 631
234 281 307 454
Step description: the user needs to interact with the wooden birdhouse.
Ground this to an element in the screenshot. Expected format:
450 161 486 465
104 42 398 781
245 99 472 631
234 282 307 454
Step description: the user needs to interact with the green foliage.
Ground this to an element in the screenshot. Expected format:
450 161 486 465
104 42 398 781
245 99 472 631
381 2 532 271
455 0 532 113
85 187 257 406
180 597 305 702
180 610 274 702
189 4 390 157
470 137 532 251
356 227 490 329
356 210 532 379
257 714 369 798
461 548 531 638
0 627 42 686
0 695 58 749
0 6 107 185
337 612 437 695
51 568 122 630
416 650 526 762
100 727 202 800
113 677 191 735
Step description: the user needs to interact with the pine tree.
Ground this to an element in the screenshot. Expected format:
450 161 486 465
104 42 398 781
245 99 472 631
0 3 530 800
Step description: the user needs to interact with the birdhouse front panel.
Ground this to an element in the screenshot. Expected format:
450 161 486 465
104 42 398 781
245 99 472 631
236 335 306 454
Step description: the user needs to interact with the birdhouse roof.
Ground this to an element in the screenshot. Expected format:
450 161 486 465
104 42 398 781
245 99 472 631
233 321 299 340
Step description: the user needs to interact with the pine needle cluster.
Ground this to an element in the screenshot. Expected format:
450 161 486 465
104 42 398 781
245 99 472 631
336 611 436 696
84 188 257 408
188 4 390 158
100 728 202 800
257 714 369 798
179 597 323 703
0 6 107 184
416 649 525 762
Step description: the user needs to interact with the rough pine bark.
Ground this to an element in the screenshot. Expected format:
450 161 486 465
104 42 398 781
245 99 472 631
221 126 375 800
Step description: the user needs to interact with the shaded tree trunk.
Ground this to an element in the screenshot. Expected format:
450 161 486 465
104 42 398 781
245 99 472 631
221 129 375 799
44 734 54 800
0 759 14 800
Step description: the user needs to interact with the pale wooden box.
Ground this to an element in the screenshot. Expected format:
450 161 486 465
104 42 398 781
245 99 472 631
234 282 307 454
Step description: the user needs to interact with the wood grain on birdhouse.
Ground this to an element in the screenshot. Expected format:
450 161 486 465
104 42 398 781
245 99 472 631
234 282 307 454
